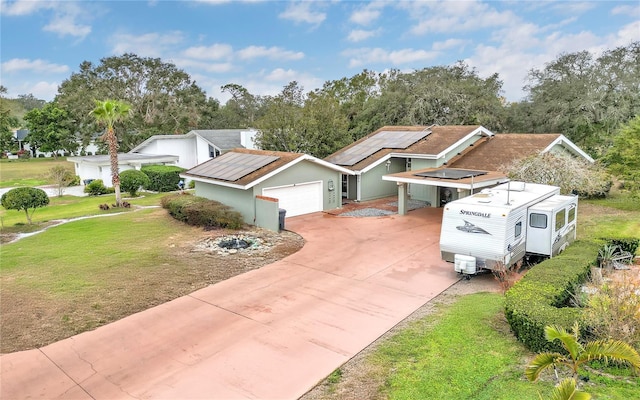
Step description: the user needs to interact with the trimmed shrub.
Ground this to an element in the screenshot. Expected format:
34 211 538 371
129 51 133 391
120 169 151 197
161 193 243 229
183 201 244 229
505 240 600 352
84 179 113 196
141 165 186 192
161 193 207 222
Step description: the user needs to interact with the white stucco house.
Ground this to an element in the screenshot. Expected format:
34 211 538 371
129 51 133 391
129 129 259 170
67 153 179 186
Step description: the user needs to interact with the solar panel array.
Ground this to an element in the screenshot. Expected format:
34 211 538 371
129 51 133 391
188 152 280 182
328 129 431 166
414 168 487 180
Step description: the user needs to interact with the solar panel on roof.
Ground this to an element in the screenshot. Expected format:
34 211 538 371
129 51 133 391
328 129 431 166
414 169 487 180
189 153 280 182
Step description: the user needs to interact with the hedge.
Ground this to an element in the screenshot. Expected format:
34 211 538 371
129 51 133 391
504 240 600 352
142 165 186 192
161 193 243 229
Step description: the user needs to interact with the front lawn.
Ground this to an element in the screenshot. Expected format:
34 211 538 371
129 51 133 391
0 158 74 188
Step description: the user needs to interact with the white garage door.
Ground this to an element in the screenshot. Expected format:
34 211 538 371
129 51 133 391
262 181 323 217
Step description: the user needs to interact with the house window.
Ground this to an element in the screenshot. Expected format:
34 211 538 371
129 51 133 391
515 221 522 238
530 213 547 229
555 209 566 231
406 158 412 170
208 145 221 158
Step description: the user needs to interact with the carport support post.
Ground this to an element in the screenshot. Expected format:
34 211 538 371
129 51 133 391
397 182 408 215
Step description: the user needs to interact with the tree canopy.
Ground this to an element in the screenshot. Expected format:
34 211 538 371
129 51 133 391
56 53 216 151
23 101 77 156
1 187 50 224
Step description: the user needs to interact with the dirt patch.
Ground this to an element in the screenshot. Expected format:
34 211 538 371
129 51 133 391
0 224 304 354
301 274 501 400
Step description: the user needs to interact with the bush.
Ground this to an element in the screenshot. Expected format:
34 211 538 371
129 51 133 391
141 165 186 192
505 240 600 352
120 169 151 197
183 201 244 229
161 193 243 229
600 237 640 255
84 179 113 196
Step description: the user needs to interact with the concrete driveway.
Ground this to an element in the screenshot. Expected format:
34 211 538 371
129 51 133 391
0 207 459 399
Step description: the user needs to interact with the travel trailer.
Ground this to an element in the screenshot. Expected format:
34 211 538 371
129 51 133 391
439 182 578 276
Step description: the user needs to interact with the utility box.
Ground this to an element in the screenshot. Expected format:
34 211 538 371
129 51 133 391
278 209 286 231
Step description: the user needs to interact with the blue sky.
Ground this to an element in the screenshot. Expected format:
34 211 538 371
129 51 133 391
1 0 638 104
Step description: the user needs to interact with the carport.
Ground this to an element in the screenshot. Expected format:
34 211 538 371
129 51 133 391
383 167 508 214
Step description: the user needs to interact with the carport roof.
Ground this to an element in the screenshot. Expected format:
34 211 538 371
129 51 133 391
383 167 508 191
67 153 179 166
183 148 355 190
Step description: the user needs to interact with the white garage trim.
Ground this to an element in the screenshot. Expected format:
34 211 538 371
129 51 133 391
262 181 323 217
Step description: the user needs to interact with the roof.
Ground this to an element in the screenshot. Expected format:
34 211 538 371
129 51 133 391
383 167 507 190
448 133 593 171
325 125 488 171
183 148 354 190
193 129 250 151
67 153 179 166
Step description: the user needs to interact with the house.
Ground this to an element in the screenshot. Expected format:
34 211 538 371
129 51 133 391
325 126 593 214
130 129 258 170
182 148 354 231
67 153 179 186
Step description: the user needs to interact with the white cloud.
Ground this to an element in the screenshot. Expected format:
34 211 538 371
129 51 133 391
1 58 69 74
279 2 326 26
432 39 469 51
237 46 304 61
110 32 185 57
44 14 91 38
0 0 49 16
183 44 234 60
611 4 640 17
29 81 60 101
347 29 381 42
344 47 438 68
1 0 94 39
349 2 385 26
615 21 640 45
173 58 234 73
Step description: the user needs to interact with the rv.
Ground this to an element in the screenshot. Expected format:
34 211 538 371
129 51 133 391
439 182 578 276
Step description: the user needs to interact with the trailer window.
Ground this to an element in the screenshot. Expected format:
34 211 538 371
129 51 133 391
568 207 576 223
555 209 566 231
529 213 547 229
515 221 522 238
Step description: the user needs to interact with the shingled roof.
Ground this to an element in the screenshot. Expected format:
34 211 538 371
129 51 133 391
325 125 488 171
448 134 562 171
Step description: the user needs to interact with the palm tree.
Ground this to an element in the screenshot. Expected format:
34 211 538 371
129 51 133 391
526 324 640 399
90 100 131 207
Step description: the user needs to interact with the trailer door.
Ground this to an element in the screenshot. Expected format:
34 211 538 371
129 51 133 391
526 209 552 256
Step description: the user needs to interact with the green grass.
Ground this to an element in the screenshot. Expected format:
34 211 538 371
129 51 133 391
0 158 74 188
0 192 167 229
1 209 175 294
578 192 640 245
366 293 639 399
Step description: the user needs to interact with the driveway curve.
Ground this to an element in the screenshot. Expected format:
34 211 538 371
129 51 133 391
1 207 459 399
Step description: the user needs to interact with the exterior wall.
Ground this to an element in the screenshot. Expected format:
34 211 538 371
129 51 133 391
360 158 405 201
240 130 258 150
255 196 280 232
195 181 256 224
410 158 439 170
137 138 197 169
252 160 341 211
195 136 214 165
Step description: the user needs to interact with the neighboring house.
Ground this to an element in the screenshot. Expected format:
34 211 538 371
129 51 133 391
67 153 179 186
14 129 100 158
130 129 258 170
325 125 593 213
182 148 354 230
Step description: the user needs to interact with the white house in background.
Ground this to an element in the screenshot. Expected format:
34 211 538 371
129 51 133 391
67 153 179 186
129 128 259 170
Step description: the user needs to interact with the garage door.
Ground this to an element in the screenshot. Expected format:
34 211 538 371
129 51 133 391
262 181 323 217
